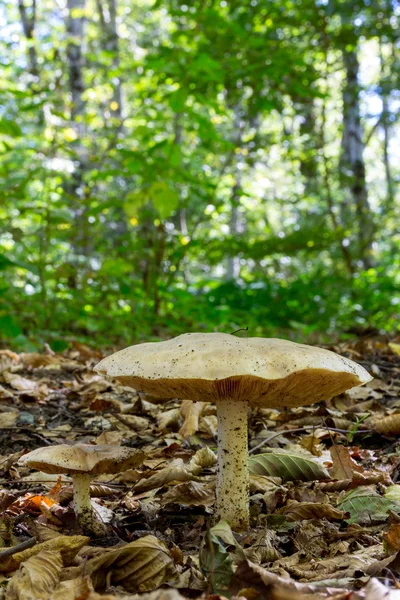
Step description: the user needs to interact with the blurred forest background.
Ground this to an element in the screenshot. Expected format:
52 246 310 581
1 0 399 351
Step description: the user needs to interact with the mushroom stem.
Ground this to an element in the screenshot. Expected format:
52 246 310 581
215 398 249 531
72 474 105 536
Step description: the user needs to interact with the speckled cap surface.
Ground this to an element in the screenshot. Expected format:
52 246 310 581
19 444 145 475
95 333 372 408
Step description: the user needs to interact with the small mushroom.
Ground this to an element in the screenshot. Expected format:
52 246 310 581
19 444 144 535
95 333 371 531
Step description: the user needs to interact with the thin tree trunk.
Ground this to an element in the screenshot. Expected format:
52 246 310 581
340 47 374 269
226 107 244 281
18 0 38 77
65 0 88 260
96 0 123 120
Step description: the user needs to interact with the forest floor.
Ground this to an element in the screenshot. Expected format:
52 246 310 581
1 337 400 600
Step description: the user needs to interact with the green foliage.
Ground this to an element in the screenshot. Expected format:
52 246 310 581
0 0 399 348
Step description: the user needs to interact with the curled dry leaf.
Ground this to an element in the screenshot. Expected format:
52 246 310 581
161 480 215 506
277 500 349 522
286 543 392 581
6 550 62 600
0 535 89 574
133 447 216 494
372 413 400 436
330 445 365 480
63 535 176 593
2 372 38 393
157 408 181 431
230 559 346 598
244 528 281 563
179 400 207 438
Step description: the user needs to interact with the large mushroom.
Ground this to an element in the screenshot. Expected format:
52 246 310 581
95 333 371 531
19 444 144 535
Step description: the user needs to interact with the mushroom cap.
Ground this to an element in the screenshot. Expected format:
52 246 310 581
19 444 145 476
95 333 372 409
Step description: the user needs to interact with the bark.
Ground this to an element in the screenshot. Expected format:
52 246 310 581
65 0 89 258
18 0 38 77
340 47 374 269
226 107 244 281
96 0 123 120
297 97 318 190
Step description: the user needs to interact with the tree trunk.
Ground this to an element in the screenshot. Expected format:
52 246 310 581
226 107 244 281
65 0 89 260
18 0 39 77
340 47 374 269
96 0 123 120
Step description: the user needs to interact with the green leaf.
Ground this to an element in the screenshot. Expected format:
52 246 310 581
0 119 22 137
338 487 400 524
199 521 239 595
0 315 22 338
249 449 330 482
123 192 147 217
149 182 179 219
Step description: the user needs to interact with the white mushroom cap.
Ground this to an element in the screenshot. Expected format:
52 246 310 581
95 333 372 408
19 444 145 475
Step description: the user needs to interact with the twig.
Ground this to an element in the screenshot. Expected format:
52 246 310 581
0 537 36 559
249 425 371 454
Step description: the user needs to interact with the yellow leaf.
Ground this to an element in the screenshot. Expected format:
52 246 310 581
6 550 62 600
389 342 400 356
63 535 176 593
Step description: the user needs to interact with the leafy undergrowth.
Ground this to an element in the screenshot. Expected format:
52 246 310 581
1 338 400 599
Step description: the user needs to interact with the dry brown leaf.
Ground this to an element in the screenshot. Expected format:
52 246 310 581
94 431 125 445
20 353 61 369
0 384 14 400
161 480 215 506
133 458 196 493
286 544 387 581
199 414 217 437
63 535 176 593
0 535 89 573
179 400 207 438
384 521 400 553
244 529 281 563
0 411 19 429
231 559 347 598
278 500 348 522
0 350 20 374
157 408 181 431
389 343 400 356
6 550 62 600
300 434 323 457
2 372 38 393
372 413 400 435
111 414 149 431
330 445 365 480
133 447 216 494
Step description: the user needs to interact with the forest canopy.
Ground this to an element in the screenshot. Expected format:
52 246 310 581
1 0 399 350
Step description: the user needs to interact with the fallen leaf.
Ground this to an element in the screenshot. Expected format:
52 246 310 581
0 535 89 573
230 559 347 598
161 480 215 506
179 400 207 438
249 449 330 482
372 413 400 435
389 343 400 356
277 500 349 522
6 550 62 600
338 486 400 524
3 372 38 393
63 535 176 593
330 445 365 480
